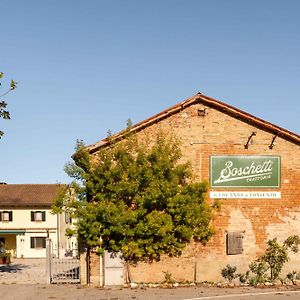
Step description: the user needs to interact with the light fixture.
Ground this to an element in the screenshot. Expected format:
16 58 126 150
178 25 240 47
244 132 256 149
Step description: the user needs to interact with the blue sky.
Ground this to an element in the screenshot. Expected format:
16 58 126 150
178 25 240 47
1 0 299 183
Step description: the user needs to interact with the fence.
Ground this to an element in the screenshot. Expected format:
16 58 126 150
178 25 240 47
46 239 80 284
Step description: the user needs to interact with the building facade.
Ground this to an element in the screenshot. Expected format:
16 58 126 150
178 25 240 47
0 184 77 258
86 93 300 284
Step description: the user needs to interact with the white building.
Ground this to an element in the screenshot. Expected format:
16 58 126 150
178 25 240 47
0 184 77 258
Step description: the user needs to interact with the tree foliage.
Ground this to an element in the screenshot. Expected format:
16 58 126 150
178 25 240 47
0 72 17 138
54 133 215 263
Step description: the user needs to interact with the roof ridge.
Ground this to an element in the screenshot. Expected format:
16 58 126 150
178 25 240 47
87 93 300 153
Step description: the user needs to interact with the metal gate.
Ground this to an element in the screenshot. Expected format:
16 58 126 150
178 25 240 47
46 239 80 284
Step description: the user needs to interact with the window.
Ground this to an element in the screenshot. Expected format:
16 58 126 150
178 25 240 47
30 237 46 249
31 211 46 222
226 232 244 255
0 211 13 222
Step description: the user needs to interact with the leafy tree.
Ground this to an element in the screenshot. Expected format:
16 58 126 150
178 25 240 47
54 133 215 265
0 72 17 138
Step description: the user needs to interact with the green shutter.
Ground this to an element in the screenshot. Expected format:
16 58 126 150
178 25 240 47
30 237 35 248
42 238 46 248
9 211 12 222
42 211 46 221
31 211 35 221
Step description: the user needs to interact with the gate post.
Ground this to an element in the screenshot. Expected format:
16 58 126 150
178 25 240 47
46 238 52 284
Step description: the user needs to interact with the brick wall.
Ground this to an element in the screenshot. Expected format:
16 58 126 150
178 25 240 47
123 102 300 283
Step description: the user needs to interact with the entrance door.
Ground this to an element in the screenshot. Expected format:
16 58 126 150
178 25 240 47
104 251 124 286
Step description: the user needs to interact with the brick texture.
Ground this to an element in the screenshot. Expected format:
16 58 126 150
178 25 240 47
90 102 300 283
128 103 300 283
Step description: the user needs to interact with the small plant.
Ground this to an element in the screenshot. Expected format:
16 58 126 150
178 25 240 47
163 271 175 284
0 242 11 263
221 264 237 282
286 271 300 285
248 260 269 285
237 271 250 284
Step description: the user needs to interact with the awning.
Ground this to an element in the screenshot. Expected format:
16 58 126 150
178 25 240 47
0 230 25 235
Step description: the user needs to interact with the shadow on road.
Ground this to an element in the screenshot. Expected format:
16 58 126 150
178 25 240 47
0 263 29 273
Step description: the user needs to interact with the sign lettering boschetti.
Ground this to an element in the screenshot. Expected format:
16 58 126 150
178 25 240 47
210 156 281 188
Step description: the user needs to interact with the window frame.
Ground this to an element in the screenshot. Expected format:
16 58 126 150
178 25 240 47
31 211 46 222
30 237 46 249
0 211 13 222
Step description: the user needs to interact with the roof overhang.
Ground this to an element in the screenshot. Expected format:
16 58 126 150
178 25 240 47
0 230 25 235
86 93 300 154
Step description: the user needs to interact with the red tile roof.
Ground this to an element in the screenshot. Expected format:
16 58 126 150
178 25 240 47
87 93 300 154
0 184 64 207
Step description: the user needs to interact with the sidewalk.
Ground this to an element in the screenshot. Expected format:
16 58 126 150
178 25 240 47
0 258 46 284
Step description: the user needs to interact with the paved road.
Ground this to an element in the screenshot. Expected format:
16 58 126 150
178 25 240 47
0 285 299 300
0 258 46 284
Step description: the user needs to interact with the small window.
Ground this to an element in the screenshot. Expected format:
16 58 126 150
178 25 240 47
30 237 46 249
31 211 46 222
0 211 13 222
226 232 244 255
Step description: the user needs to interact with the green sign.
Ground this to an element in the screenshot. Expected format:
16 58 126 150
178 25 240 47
210 156 280 188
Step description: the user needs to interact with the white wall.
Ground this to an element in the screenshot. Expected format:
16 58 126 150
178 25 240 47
0 208 57 229
0 208 77 258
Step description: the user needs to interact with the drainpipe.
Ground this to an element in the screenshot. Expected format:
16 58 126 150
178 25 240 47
86 247 91 285
57 214 60 258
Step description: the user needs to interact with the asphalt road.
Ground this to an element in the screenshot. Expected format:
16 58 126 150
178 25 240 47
0 285 299 300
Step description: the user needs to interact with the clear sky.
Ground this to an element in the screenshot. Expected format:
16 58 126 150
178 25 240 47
1 0 299 184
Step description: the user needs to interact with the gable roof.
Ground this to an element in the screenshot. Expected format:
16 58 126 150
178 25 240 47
0 184 64 207
88 93 300 154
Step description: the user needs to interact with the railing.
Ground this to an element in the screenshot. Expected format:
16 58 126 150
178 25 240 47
50 257 80 283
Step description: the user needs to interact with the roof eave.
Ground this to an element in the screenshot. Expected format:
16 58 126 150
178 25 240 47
87 93 300 154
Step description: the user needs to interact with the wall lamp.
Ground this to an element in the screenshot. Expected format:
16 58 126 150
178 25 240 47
269 135 277 149
244 132 256 149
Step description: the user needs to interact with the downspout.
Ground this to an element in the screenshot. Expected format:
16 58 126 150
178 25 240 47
57 214 60 258
86 246 91 285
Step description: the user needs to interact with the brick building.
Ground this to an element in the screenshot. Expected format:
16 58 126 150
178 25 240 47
86 93 300 284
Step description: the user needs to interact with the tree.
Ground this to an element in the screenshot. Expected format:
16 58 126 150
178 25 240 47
261 235 300 281
54 133 215 265
0 72 17 138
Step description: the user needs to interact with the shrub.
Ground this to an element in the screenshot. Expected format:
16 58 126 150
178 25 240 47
220 235 300 285
237 271 250 284
221 264 237 282
286 271 300 285
248 260 269 285
163 271 175 284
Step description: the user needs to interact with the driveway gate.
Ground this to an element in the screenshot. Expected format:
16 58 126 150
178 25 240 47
46 239 80 284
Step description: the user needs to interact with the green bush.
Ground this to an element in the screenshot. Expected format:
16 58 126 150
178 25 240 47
221 264 237 282
220 235 300 285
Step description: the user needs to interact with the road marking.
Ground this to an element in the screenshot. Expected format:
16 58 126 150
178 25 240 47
184 290 300 300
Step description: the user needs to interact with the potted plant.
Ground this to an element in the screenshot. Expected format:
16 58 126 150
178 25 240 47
0 243 11 264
